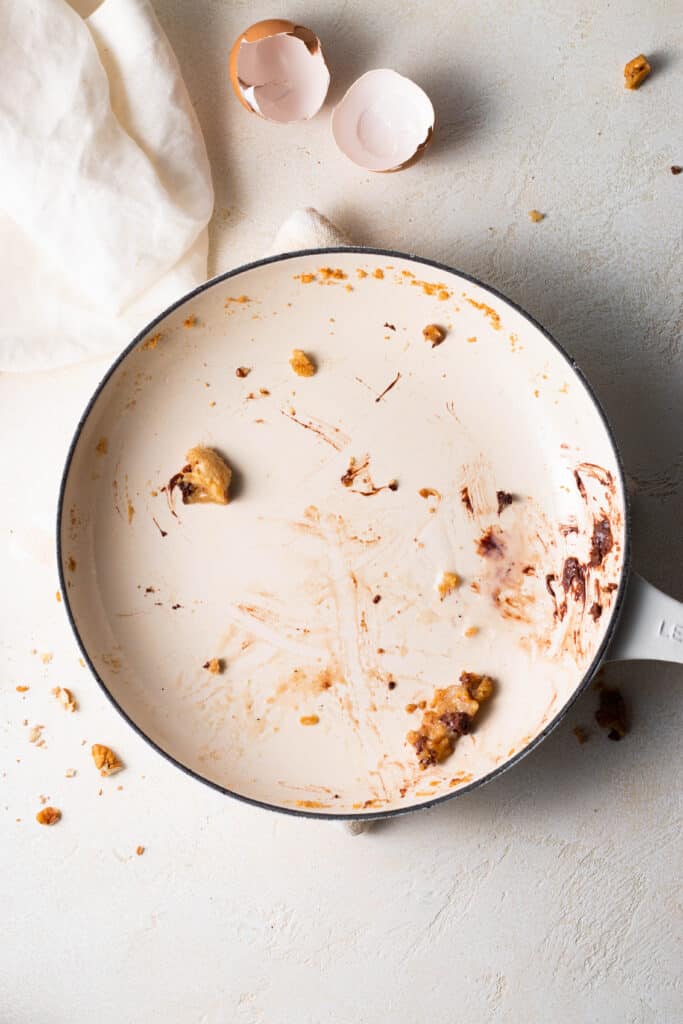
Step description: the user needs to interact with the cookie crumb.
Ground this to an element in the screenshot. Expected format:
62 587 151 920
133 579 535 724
464 626 479 638
203 658 224 674
671 165 682 175
136 845 145 856
422 323 447 347
438 572 460 600
235 366 251 378
289 349 316 377
16 685 29 693
52 686 77 713
528 209 545 223
36 806 61 826
91 743 124 776
28 724 44 744
300 715 319 726
624 54 651 89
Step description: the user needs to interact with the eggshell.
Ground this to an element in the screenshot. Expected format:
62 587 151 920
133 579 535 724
331 69 435 171
229 20 330 123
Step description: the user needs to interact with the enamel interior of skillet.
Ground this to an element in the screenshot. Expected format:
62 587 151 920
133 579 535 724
59 251 625 816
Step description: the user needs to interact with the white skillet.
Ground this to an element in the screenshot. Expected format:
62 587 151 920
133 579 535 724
57 249 683 820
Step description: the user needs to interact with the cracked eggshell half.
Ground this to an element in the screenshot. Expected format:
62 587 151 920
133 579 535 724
229 19 330 123
331 69 435 171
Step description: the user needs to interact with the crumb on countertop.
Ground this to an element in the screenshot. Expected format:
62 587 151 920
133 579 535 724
300 715 319 726
91 743 124 776
528 209 545 223
52 686 77 713
36 806 61 826
624 54 651 89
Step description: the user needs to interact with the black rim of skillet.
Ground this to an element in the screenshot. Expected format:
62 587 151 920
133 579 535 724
56 246 632 822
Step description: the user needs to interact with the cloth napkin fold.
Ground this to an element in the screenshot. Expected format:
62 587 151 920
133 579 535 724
0 0 213 371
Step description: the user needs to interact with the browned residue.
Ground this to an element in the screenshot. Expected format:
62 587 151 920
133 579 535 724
281 409 349 451
476 527 504 558
595 687 628 740
300 715 320 726
294 800 330 808
341 454 397 496
589 517 613 567
589 602 603 621
152 516 167 538
375 372 401 403
460 486 474 515
96 437 108 456
562 557 586 605
419 487 441 503
496 490 513 515
573 725 590 745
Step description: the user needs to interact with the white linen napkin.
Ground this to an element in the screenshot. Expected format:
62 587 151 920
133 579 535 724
0 0 213 372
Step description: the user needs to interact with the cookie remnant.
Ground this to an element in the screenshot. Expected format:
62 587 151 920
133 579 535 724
423 323 447 347
91 744 124 776
528 209 545 223
300 715 319 726
437 572 460 600
672 166 682 175
203 658 224 675
235 366 251 378
169 447 232 506
36 806 61 826
624 54 651 89
408 672 494 768
52 687 77 713
476 527 504 558
595 687 628 740
496 490 513 515
289 349 316 377
589 517 613 567
136 845 145 856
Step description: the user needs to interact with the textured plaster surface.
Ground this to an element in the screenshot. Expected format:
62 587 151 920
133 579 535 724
1 2 681 1021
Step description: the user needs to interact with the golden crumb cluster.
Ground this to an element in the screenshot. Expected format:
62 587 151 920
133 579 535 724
169 446 232 506
407 672 494 769
422 323 447 347
289 349 316 377
91 744 124 777
52 686 77 712
624 54 651 89
203 658 224 674
438 572 460 600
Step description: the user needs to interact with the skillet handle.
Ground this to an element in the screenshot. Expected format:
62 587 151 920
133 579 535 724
606 573 683 663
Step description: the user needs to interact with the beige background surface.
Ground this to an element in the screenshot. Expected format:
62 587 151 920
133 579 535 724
2 2 681 1021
